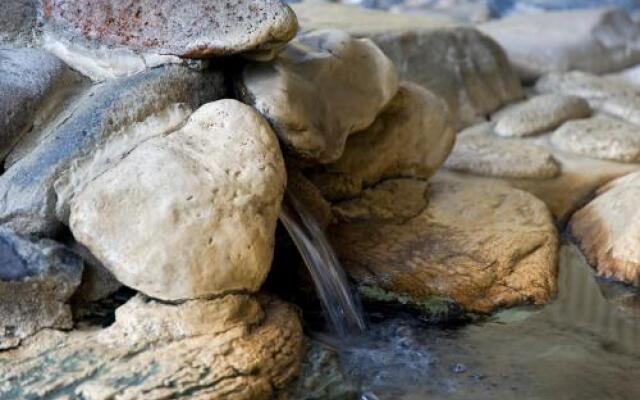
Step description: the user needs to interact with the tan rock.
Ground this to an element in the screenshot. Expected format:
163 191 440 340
551 114 640 163
570 171 640 286
306 82 455 200
330 175 559 313
240 29 399 163
495 94 591 137
444 133 561 179
0 294 304 399
69 100 286 301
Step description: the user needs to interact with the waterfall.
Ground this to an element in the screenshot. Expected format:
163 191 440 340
280 190 366 338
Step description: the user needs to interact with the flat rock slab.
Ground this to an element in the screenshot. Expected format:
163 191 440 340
551 114 640 163
479 8 640 81
444 133 561 179
0 228 83 349
0 294 304 399
292 1 523 129
305 82 454 200
0 0 37 47
41 0 298 58
240 29 398 163
495 94 591 137
70 100 286 301
330 175 558 313
570 171 640 286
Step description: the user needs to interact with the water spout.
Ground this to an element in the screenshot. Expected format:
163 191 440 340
280 189 366 338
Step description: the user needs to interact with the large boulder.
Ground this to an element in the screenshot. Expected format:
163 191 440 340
0 0 37 47
69 100 286 301
0 65 225 236
480 8 640 81
239 29 399 163
0 228 83 349
305 82 455 200
292 1 523 128
40 0 298 59
0 294 304 399
330 175 558 313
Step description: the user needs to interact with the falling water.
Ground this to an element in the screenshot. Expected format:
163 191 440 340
280 189 366 338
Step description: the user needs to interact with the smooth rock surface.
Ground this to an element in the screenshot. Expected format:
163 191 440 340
444 133 561 179
0 0 37 47
306 82 455 200
70 100 286 301
0 228 83 349
479 8 640 81
0 65 225 236
330 175 559 313
41 0 298 58
570 171 640 286
240 29 398 163
292 1 523 128
495 94 591 137
0 48 82 161
551 114 640 162
0 294 304 399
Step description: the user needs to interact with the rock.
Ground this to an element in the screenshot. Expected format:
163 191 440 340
0 294 304 399
495 94 591 137
570 171 640 286
488 0 640 16
479 8 640 81
0 0 37 47
287 167 334 230
329 175 558 313
239 29 398 163
69 100 286 301
70 242 121 302
0 65 225 236
0 227 83 349
292 1 523 128
551 114 640 163
305 82 455 200
0 48 83 161
41 0 298 59
444 133 561 179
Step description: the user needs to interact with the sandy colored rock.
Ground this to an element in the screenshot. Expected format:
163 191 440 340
480 8 640 81
551 114 640 163
286 167 334 230
330 175 558 313
240 29 398 163
69 100 285 301
305 82 455 200
444 133 560 179
570 171 640 286
41 0 298 59
495 94 591 137
292 1 523 128
0 294 304 399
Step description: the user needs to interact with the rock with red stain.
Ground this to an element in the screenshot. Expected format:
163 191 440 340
40 0 298 59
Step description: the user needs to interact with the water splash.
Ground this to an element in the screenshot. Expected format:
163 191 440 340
280 190 366 338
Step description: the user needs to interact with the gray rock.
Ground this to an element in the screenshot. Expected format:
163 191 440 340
0 227 83 349
0 48 82 161
0 0 37 47
0 65 226 236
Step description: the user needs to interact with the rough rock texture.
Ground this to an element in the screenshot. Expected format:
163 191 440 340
292 1 523 128
0 65 225 236
0 294 304 399
0 48 83 161
70 242 121 302
0 0 37 47
330 175 559 313
444 133 561 179
305 82 455 200
479 8 640 81
287 167 334 230
0 228 83 349
570 171 640 286
69 100 286 301
41 0 298 59
239 29 398 163
551 114 640 163
495 94 591 137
